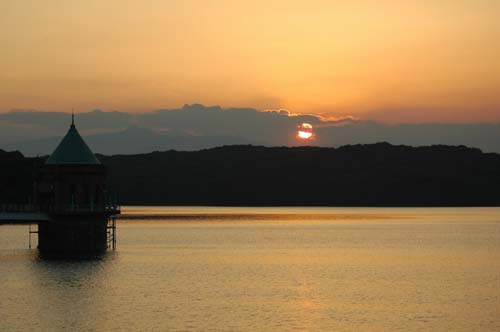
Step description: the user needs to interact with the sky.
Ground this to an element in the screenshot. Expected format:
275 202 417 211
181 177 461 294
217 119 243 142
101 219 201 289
1 0 499 123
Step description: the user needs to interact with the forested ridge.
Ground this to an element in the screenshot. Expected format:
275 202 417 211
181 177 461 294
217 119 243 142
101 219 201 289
2 143 500 206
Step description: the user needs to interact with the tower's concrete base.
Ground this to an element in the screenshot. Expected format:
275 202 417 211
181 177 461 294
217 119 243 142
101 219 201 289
38 214 109 257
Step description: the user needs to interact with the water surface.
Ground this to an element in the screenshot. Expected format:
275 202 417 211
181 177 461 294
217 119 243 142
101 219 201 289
1 207 500 332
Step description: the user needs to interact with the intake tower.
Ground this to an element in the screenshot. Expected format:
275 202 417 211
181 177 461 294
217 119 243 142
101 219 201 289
33 114 119 257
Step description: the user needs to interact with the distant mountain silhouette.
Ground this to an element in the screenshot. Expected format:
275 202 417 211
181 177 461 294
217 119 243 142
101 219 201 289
5 126 255 155
2 144 499 206
3 105 500 155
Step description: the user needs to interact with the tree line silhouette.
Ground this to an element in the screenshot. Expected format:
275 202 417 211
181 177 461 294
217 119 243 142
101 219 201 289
2 143 500 206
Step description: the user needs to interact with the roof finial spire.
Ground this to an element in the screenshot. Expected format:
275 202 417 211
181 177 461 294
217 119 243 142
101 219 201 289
71 108 75 127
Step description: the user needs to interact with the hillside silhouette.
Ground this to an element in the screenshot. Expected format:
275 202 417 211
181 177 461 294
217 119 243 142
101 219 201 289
0 149 34 204
2 143 500 206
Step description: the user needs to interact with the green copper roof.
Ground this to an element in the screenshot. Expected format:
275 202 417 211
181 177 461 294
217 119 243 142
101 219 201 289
46 122 101 165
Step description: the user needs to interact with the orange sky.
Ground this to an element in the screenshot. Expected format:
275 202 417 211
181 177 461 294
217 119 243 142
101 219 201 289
1 0 499 123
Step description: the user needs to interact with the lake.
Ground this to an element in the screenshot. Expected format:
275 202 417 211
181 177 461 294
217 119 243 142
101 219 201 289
1 207 500 332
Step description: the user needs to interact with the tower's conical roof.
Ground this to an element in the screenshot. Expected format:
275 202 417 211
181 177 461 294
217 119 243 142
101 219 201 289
45 116 100 165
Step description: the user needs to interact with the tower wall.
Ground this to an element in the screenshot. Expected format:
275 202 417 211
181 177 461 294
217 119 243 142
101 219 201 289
34 164 107 212
34 164 114 257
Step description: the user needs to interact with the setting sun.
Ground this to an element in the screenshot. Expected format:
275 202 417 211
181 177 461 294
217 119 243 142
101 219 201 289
297 123 314 140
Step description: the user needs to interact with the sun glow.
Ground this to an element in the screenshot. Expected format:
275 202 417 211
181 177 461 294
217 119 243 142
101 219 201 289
298 131 313 139
297 123 314 140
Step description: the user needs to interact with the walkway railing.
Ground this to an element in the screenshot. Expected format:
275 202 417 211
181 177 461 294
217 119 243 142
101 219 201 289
0 203 38 213
0 203 120 215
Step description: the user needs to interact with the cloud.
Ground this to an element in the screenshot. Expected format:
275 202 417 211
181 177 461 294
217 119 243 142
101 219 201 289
1 104 500 156
0 109 132 130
